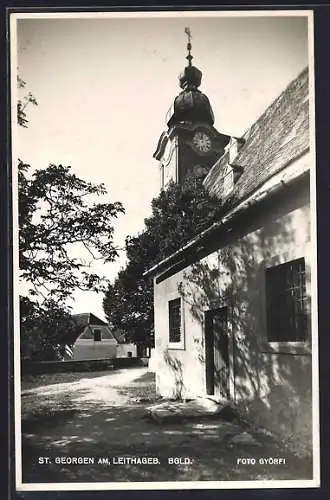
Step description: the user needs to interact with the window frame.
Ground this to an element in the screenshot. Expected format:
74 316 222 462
265 257 309 345
168 296 185 350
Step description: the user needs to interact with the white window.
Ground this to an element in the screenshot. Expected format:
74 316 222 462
168 297 185 350
169 298 181 343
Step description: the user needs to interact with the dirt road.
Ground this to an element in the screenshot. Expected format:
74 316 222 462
20 368 313 485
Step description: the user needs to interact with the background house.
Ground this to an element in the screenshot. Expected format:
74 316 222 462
69 313 137 361
111 327 137 358
147 67 314 455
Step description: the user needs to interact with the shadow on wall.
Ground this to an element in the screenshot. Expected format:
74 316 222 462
163 350 185 400
163 210 312 456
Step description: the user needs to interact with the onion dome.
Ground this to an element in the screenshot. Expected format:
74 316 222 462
167 27 215 127
168 87 215 127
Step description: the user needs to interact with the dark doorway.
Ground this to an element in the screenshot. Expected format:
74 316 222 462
205 307 230 399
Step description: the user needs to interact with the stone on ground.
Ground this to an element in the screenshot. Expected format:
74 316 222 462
145 397 230 422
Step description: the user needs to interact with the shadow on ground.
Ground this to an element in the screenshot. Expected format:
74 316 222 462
21 370 313 483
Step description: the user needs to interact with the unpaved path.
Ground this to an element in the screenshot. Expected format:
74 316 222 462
20 368 313 485
22 367 148 407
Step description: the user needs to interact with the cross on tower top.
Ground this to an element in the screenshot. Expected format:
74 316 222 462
184 27 193 66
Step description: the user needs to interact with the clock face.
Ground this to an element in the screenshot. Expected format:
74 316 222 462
192 131 212 153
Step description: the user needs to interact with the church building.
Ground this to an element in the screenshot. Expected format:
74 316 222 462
153 29 231 188
146 30 314 455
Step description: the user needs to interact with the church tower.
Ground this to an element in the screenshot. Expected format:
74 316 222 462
154 28 231 190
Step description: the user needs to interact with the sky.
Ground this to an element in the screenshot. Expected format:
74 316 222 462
14 11 310 320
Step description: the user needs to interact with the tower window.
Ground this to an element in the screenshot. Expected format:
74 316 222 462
169 298 181 343
93 329 102 342
265 258 308 342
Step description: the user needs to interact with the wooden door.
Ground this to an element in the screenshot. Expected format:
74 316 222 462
205 307 230 399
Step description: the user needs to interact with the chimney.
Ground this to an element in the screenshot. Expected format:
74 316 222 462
226 136 245 163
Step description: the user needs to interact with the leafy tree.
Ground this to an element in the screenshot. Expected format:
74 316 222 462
103 178 223 348
17 77 124 358
20 297 78 360
17 75 38 128
19 160 124 303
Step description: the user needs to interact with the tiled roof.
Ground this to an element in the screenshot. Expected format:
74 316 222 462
71 314 127 343
72 313 107 328
79 324 116 341
204 67 309 206
69 313 109 343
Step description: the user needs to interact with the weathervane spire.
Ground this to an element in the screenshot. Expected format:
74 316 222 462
185 27 193 66
178 27 202 90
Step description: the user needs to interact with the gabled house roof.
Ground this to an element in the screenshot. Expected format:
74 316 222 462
144 67 310 279
72 313 107 328
69 313 113 343
70 313 129 344
78 324 116 341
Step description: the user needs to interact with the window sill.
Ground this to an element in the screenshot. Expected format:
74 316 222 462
262 341 312 356
168 342 185 351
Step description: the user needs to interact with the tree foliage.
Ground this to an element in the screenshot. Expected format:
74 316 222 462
103 179 223 347
17 75 38 128
20 296 79 360
17 76 124 359
19 160 124 303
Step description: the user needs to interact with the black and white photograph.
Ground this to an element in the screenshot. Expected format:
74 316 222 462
11 9 319 490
